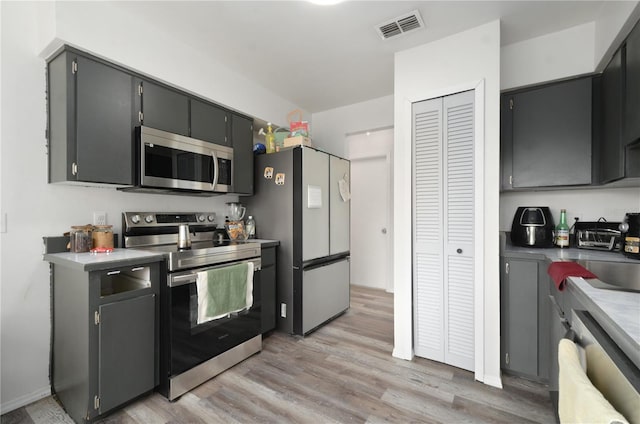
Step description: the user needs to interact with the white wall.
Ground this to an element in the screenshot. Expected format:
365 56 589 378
500 187 640 232
393 20 502 387
594 1 640 69
0 2 304 413
311 95 393 157
501 22 596 90
51 1 302 126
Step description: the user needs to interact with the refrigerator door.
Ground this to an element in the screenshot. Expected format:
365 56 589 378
301 148 330 262
329 155 350 255
301 257 350 334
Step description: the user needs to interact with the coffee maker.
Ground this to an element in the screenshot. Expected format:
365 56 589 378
510 207 555 248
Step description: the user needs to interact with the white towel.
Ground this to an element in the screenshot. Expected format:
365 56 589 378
196 262 254 325
558 339 630 424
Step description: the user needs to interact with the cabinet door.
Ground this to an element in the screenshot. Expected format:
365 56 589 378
500 94 514 190
260 264 276 333
600 49 624 183
191 99 229 146
625 22 640 145
140 81 189 136
231 114 254 195
511 77 593 188
501 259 538 376
98 294 155 414
75 56 135 185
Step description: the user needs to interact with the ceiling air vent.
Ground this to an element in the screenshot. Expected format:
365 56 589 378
375 10 424 40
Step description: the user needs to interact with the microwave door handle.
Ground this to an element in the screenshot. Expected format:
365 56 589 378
211 151 218 190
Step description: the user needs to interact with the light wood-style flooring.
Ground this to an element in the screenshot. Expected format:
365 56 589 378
2 285 555 424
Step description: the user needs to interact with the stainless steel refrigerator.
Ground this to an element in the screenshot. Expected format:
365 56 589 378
245 146 350 335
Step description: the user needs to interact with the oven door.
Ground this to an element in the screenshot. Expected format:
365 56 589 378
138 126 232 192
166 258 261 377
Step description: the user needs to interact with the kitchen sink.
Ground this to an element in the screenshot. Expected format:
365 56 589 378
577 260 640 293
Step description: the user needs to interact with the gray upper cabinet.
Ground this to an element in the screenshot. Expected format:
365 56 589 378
599 49 624 183
48 50 135 185
231 113 254 195
502 77 593 190
625 21 640 146
139 80 189 137
48 45 259 192
191 99 229 146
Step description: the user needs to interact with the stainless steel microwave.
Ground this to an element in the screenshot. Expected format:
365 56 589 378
135 126 233 193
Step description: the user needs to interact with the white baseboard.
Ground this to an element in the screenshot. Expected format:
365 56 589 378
482 373 503 389
0 386 51 415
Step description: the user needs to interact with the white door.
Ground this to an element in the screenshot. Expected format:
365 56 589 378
413 90 475 372
347 130 393 292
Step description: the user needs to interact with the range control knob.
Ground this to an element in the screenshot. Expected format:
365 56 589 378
144 215 154 223
130 214 140 224
198 215 206 222
207 214 215 222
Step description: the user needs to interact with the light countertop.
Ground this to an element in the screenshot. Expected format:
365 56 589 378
44 248 165 272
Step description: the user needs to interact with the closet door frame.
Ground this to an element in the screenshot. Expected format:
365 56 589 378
405 80 485 381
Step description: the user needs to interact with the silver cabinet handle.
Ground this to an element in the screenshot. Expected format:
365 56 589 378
107 270 121 276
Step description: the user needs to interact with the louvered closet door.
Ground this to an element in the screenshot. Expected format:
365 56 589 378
412 98 444 362
413 90 475 372
443 91 475 371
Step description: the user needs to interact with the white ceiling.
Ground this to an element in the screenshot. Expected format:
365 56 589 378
113 1 616 113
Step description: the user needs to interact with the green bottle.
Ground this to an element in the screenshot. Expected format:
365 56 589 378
265 123 276 154
556 209 569 248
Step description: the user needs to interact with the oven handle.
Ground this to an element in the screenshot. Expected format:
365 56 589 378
169 258 261 288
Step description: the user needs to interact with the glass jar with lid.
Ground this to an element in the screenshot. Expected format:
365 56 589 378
70 225 93 253
92 225 114 249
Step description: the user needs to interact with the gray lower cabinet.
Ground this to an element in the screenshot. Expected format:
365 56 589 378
231 113 254 195
139 80 189 137
260 246 277 333
51 261 160 423
190 99 230 146
501 76 594 190
500 257 549 381
48 49 136 185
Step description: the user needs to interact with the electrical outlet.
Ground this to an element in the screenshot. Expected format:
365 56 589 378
280 303 287 318
93 211 107 226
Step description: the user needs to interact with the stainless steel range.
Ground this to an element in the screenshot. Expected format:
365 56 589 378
122 212 262 401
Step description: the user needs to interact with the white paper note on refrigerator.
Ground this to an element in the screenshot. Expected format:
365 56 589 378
307 185 322 208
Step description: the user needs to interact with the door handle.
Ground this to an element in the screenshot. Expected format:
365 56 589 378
381 228 387 234
456 248 463 254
